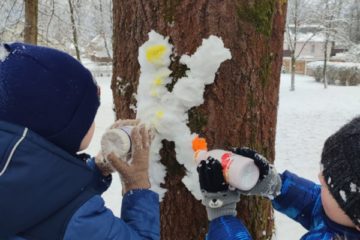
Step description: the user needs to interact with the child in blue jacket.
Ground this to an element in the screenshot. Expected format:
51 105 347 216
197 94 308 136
197 116 360 240
0 43 160 240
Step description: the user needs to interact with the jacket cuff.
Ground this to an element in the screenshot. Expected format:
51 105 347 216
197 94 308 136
86 157 112 194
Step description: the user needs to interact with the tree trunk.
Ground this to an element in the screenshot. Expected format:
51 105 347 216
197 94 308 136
112 1 287 239
98 0 112 59
24 0 38 44
323 37 329 88
323 0 330 89
291 53 296 91
290 0 298 92
68 0 81 61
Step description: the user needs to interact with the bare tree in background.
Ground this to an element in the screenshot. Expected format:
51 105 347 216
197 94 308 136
98 0 111 59
68 0 80 60
112 1 287 239
0 1 24 40
24 0 38 44
286 0 319 91
321 0 344 88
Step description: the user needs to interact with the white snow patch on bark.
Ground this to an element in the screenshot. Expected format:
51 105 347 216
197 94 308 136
0 44 9 62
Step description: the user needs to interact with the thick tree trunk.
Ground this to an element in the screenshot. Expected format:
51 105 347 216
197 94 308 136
24 0 38 44
112 1 287 239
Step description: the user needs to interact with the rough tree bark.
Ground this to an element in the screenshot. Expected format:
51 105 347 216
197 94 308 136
24 0 38 44
112 1 287 239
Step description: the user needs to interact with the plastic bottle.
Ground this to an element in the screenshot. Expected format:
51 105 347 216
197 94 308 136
101 126 133 161
193 136 260 191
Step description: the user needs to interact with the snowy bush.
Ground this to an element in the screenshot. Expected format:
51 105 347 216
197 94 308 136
307 61 360 86
326 65 338 85
307 62 323 82
332 45 360 63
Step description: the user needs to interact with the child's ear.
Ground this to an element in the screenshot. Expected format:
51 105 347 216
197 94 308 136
318 172 325 185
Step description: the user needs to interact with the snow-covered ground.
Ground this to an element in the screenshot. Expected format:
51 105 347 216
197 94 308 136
84 62 360 239
274 74 360 239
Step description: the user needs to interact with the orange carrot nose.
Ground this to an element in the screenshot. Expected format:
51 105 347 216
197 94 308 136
192 135 208 152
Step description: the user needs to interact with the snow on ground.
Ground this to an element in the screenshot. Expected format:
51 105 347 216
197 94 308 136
84 60 360 236
274 74 360 239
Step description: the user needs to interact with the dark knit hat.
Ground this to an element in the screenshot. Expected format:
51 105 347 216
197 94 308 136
321 116 360 227
0 43 100 153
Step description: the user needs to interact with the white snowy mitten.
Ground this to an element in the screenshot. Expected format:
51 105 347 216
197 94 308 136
95 119 140 176
107 124 152 193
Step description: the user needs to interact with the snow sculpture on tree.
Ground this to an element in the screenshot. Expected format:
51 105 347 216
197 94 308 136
136 30 231 200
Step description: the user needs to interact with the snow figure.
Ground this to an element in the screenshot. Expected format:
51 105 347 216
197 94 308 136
136 30 231 200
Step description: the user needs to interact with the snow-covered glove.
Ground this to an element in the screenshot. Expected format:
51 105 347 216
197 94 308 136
231 147 282 199
197 157 240 221
107 124 151 193
94 151 114 176
95 119 141 176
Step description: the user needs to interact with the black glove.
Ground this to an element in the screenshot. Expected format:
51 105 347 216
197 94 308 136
197 157 240 221
197 157 229 193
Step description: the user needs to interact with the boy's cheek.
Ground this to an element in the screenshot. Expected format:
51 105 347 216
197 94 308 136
321 186 355 228
321 187 337 220
79 122 96 151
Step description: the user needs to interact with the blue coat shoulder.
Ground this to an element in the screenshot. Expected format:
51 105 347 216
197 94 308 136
0 121 159 239
273 170 360 240
64 190 160 240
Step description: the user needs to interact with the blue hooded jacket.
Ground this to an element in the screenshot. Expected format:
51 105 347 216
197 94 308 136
206 171 360 240
0 121 160 240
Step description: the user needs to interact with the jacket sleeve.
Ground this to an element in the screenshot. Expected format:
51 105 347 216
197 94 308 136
206 216 253 240
272 170 321 230
85 157 113 194
64 190 160 240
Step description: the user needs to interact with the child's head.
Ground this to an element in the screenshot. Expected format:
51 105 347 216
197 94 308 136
0 43 100 153
319 116 360 230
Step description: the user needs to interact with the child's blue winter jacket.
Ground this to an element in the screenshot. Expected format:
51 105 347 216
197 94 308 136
0 121 160 240
206 171 360 240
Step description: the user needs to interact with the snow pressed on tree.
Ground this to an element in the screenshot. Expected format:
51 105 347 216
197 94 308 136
136 30 231 200
112 1 287 239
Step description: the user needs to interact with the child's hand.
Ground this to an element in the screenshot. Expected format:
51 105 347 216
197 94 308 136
107 124 151 193
94 151 115 176
231 147 282 199
197 158 240 221
95 119 141 176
